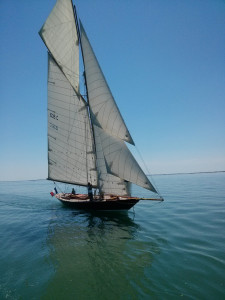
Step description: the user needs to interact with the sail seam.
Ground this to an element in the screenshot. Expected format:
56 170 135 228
48 130 91 153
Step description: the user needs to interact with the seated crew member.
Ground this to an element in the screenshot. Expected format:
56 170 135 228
87 182 93 201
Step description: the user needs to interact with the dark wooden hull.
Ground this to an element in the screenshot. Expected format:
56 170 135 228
57 197 139 211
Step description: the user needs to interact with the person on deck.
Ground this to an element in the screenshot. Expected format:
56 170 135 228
71 188 76 195
87 182 93 201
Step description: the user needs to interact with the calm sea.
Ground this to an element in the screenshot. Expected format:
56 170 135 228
0 173 224 299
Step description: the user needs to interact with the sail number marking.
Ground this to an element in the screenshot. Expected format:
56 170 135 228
49 123 58 131
50 112 58 120
49 112 58 130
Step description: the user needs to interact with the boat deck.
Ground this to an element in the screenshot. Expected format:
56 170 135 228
56 193 139 202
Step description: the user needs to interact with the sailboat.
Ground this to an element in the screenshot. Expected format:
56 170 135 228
39 0 163 210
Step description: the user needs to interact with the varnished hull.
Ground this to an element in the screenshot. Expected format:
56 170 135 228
56 195 139 211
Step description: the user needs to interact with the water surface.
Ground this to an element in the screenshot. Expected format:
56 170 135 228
0 173 224 299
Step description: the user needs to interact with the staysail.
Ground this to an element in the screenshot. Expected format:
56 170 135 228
94 126 157 193
94 125 129 195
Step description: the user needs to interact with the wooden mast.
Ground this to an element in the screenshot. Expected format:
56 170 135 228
73 3 100 192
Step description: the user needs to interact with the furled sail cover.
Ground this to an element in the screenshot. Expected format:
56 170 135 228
94 126 157 193
48 54 97 187
80 23 134 145
39 0 79 92
94 125 129 196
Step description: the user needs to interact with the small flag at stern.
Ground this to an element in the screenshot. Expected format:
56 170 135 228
50 187 58 197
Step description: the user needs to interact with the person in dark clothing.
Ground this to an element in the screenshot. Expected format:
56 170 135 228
71 188 76 195
87 182 93 201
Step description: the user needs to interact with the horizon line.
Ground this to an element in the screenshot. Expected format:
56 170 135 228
149 170 225 176
0 170 224 183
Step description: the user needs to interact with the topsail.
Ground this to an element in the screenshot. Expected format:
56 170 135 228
39 0 79 92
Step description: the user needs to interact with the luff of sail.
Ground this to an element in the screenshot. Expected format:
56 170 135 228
80 22 134 145
39 0 79 93
47 54 97 187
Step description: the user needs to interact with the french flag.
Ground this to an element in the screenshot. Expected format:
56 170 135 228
50 187 58 197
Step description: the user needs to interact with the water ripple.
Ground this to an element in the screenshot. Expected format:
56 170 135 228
0 173 225 299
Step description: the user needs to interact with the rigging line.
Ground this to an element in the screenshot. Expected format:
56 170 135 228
64 77 71 187
134 145 162 197
84 114 89 184
80 58 99 192
63 9 81 188
73 7 97 189
67 51 80 188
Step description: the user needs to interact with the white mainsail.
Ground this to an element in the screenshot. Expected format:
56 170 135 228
48 54 97 187
39 0 79 92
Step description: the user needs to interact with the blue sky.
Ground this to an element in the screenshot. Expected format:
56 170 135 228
1 0 225 181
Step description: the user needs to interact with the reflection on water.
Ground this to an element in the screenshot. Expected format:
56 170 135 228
43 210 160 299
1 174 224 299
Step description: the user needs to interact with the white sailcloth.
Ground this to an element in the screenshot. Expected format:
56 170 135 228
48 54 97 187
39 0 79 92
80 22 134 145
94 126 157 193
40 0 158 196
94 125 129 195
